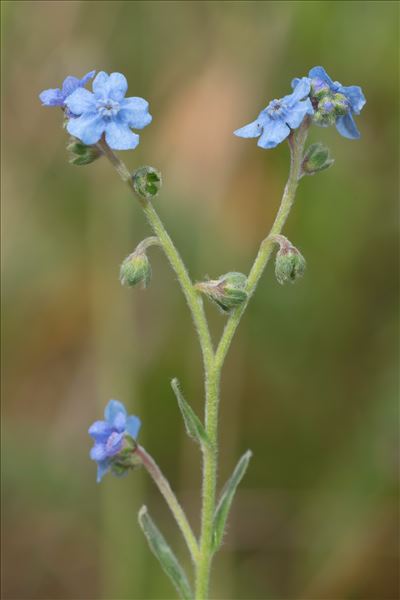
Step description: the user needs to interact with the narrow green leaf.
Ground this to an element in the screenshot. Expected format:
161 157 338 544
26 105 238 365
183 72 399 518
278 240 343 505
212 450 252 553
138 506 193 600
171 378 210 448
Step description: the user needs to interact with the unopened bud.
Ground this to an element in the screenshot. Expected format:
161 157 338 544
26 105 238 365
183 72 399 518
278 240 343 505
67 137 102 166
272 236 306 285
310 77 331 100
302 143 334 176
313 96 337 127
132 166 162 200
120 250 151 288
332 93 350 116
195 272 248 314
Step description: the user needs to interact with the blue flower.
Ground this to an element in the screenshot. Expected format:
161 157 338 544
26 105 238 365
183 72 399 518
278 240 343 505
39 71 96 108
64 71 152 150
89 399 141 482
293 66 366 139
234 78 314 149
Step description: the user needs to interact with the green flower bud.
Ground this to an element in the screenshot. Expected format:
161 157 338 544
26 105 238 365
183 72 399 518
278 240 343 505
272 236 306 285
310 79 331 100
132 166 162 200
195 272 248 314
302 143 334 176
332 92 350 116
120 250 151 288
313 96 337 127
67 137 103 166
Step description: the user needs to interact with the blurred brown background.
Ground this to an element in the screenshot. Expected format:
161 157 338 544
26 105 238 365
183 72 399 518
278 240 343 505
1 1 399 599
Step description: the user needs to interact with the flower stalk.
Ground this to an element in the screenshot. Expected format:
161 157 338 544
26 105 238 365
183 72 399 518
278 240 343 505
135 445 199 564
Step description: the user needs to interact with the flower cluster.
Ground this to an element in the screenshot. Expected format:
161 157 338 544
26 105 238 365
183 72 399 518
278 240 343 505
234 66 365 148
234 77 314 149
89 399 141 482
39 70 152 150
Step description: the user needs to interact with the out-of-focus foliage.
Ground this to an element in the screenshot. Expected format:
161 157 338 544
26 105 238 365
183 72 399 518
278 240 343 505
2 2 398 599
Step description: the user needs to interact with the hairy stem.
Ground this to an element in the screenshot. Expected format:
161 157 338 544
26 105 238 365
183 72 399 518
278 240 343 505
97 139 214 373
215 121 309 371
194 120 309 599
136 445 199 563
98 121 308 599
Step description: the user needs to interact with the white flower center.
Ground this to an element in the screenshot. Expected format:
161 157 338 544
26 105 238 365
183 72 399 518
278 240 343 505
267 99 287 120
97 100 120 118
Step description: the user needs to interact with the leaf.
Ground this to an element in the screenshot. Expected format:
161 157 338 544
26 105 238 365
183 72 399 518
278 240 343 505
212 450 252 553
171 378 210 448
138 506 193 600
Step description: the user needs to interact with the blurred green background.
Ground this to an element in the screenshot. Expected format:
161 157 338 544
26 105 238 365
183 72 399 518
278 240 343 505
2 1 398 599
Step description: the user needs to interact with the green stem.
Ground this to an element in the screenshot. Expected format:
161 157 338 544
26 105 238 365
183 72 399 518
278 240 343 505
215 120 309 372
97 139 214 374
194 120 310 599
136 445 199 564
98 121 309 599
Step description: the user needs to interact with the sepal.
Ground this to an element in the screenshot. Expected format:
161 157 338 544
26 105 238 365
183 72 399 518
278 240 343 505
67 137 103 166
302 143 334 176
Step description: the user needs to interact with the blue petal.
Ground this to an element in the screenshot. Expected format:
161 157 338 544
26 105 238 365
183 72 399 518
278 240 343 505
90 443 108 461
96 460 111 483
257 119 290 149
92 71 109 97
113 411 127 432
308 66 335 88
80 70 96 86
335 113 360 139
286 77 311 104
234 119 261 138
64 88 96 115
291 77 301 90
66 113 105 145
39 88 63 106
104 120 140 150
119 97 152 129
105 432 124 456
92 72 128 102
338 84 366 115
125 415 141 439
62 76 81 98
105 399 127 425
88 420 113 442
285 98 314 129
107 73 128 101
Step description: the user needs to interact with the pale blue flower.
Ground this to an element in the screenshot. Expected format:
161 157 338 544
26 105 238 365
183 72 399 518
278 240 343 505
293 66 366 139
89 399 141 482
39 71 95 108
234 77 314 149
65 71 152 150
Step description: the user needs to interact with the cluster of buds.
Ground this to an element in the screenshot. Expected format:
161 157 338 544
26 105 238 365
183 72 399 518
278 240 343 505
195 272 248 314
272 235 306 285
120 237 160 288
310 79 350 127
